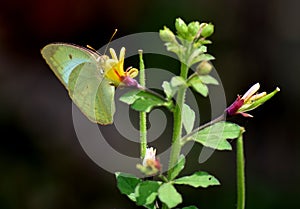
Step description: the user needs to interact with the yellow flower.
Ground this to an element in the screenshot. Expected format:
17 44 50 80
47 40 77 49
103 47 139 86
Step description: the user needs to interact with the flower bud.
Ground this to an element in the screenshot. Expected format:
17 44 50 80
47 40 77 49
175 18 188 36
159 26 176 43
196 61 213 75
200 23 214 38
188 21 200 37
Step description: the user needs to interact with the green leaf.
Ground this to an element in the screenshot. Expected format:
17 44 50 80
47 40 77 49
165 42 181 54
145 203 157 209
131 98 164 112
171 76 187 88
174 171 220 188
182 104 195 134
158 183 182 208
183 206 199 209
120 90 170 112
119 89 140 105
187 48 205 66
162 81 174 99
191 122 241 150
135 181 161 206
191 53 215 66
115 172 142 202
199 75 219 85
169 155 186 181
189 76 208 97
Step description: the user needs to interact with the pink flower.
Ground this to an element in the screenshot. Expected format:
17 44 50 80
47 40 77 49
226 83 280 117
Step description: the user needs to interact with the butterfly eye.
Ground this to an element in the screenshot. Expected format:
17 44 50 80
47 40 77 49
125 67 139 78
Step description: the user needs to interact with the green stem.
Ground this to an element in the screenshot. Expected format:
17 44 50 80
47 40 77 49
138 50 147 158
237 128 246 209
180 113 225 145
167 63 189 179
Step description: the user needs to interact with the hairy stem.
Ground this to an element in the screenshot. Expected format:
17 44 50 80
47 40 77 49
139 50 147 158
167 63 189 179
237 128 246 209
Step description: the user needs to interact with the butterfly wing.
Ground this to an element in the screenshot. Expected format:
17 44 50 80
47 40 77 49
41 43 115 125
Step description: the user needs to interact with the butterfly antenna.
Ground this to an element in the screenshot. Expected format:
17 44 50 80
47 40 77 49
86 44 98 52
104 29 118 55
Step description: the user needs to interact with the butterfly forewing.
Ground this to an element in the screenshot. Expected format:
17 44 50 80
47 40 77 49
68 62 115 124
41 43 115 124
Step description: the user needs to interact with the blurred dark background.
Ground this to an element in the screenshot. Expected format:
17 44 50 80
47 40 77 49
0 0 299 208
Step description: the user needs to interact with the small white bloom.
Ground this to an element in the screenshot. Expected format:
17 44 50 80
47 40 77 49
142 147 156 166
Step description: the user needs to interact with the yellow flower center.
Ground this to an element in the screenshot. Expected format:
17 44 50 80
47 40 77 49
103 47 138 86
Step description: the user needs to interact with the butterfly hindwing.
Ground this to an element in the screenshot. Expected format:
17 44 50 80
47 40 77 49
41 43 115 125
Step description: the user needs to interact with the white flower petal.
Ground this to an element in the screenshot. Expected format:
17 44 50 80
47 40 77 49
241 83 260 101
143 147 156 166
